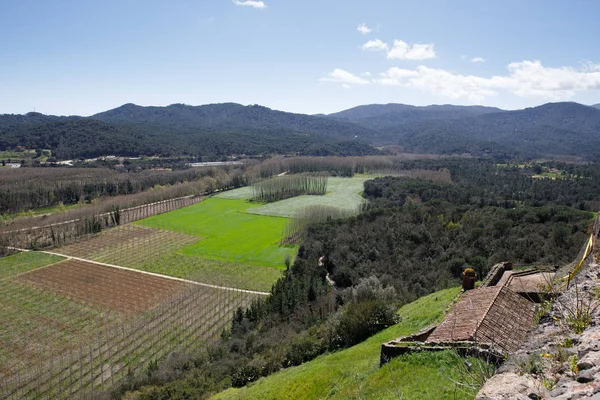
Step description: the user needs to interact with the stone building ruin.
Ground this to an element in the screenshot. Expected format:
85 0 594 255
381 262 553 365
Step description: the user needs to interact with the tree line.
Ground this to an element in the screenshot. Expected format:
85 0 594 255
250 175 328 203
0 166 247 215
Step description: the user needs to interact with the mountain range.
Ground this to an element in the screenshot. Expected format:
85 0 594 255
331 102 600 159
1 101 600 161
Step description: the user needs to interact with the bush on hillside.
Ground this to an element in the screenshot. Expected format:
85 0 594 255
338 299 400 346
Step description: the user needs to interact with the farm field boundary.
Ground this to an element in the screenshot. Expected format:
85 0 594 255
0 251 65 280
4 194 204 249
217 177 368 218
46 223 279 292
14 248 270 296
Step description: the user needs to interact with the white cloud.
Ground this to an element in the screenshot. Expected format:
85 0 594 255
357 23 372 35
471 57 486 63
583 61 600 72
362 39 389 52
374 60 600 102
320 69 370 85
232 0 266 9
342 84 351 89
387 40 436 60
376 66 495 102
503 60 600 98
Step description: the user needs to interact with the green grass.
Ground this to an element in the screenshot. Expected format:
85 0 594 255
6 202 82 219
137 254 283 292
216 186 253 200
0 150 36 161
217 177 368 218
212 287 471 400
138 198 296 269
532 171 567 179
0 251 64 280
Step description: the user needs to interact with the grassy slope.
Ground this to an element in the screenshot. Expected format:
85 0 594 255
213 287 470 400
216 177 368 218
138 198 296 268
0 252 64 280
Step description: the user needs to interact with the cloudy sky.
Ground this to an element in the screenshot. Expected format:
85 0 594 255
1 0 599 115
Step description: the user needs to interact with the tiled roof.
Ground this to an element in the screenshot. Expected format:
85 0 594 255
426 286 501 343
475 286 536 353
426 286 535 353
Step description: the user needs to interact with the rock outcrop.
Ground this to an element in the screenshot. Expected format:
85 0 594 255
476 263 600 399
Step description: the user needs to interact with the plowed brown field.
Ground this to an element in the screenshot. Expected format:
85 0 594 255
18 260 187 315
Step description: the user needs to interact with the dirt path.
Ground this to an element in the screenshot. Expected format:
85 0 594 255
13 247 270 297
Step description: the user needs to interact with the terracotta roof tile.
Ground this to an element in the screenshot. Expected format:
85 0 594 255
426 286 535 353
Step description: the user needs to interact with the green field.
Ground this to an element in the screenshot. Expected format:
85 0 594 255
137 254 284 292
0 251 64 280
139 198 295 267
0 149 52 164
216 177 367 218
0 150 36 162
212 287 477 400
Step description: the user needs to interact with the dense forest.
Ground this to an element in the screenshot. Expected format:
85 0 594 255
112 159 600 399
330 102 600 160
0 104 379 159
3 101 600 161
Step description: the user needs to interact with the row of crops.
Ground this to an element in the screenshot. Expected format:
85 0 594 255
0 268 258 399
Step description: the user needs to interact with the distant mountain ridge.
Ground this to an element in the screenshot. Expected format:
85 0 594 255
351 102 600 159
2 101 600 161
328 103 506 133
92 102 376 141
0 103 380 159
329 103 505 120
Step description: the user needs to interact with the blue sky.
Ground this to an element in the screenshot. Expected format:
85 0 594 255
1 0 599 116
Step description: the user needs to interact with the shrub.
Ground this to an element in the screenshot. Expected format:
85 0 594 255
517 353 543 375
283 331 324 367
350 275 396 303
337 299 400 346
231 364 260 387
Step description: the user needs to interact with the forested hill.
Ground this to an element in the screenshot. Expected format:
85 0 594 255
0 104 379 159
399 102 600 159
592 103 600 110
3 101 600 160
328 103 505 130
329 102 600 160
0 112 80 131
92 103 375 141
